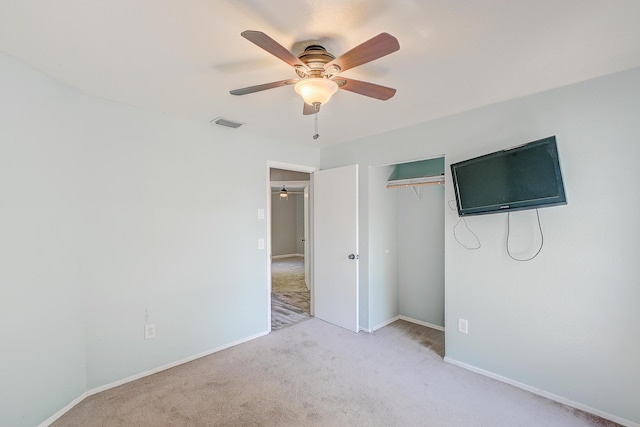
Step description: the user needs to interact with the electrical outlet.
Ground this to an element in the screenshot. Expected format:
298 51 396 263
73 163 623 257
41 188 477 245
457 318 469 334
258 238 265 250
144 323 156 340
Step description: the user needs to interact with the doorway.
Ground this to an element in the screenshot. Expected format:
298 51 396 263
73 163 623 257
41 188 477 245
267 162 360 333
268 165 313 331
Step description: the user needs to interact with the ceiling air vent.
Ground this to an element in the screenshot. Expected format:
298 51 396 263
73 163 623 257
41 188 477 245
211 117 244 129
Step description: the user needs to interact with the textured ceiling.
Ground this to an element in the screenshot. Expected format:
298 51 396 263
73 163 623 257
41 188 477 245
2 0 640 146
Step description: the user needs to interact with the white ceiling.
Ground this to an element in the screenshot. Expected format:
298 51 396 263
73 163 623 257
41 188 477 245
2 0 640 146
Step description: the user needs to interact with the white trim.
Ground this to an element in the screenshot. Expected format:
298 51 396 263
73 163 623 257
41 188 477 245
267 161 317 174
38 391 89 427
39 330 269 427
271 253 304 259
366 315 446 333
89 330 269 396
371 315 401 332
399 315 445 331
265 164 272 332
443 357 639 427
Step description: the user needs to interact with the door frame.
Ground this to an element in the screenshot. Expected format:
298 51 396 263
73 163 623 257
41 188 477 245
265 160 318 332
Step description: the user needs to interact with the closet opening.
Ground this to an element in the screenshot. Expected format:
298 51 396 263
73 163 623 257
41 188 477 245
368 156 445 354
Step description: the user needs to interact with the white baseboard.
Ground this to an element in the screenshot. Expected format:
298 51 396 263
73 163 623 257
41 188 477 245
38 391 89 427
444 357 639 427
272 253 304 259
39 330 270 427
371 315 401 332
364 315 446 333
399 315 445 332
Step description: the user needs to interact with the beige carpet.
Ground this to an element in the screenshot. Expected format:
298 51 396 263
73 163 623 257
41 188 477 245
271 256 307 292
51 319 618 426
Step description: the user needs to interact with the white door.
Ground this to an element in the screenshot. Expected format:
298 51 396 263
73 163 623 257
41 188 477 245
313 164 359 332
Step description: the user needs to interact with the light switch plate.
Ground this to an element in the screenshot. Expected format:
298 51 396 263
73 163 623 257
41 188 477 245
457 318 468 334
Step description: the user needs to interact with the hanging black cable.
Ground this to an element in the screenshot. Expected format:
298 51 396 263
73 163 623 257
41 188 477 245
506 209 544 261
449 200 481 250
454 218 481 250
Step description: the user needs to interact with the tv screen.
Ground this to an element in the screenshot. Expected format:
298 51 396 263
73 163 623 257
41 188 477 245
451 136 567 216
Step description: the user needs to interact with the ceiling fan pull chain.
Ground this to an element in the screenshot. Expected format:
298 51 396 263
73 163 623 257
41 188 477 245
313 105 320 140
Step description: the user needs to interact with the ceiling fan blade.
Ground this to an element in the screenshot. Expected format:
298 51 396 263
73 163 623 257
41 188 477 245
325 33 399 73
336 77 396 100
241 30 307 69
230 78 298 96
303 102 318 115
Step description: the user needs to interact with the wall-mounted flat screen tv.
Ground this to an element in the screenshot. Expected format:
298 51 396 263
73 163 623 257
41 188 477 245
451 136 567 216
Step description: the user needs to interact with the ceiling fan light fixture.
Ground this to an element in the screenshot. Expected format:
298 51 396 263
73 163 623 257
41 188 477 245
294 78 339 106
280 185 288 200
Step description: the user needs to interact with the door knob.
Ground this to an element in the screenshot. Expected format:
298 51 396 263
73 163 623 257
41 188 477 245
348 254 356 260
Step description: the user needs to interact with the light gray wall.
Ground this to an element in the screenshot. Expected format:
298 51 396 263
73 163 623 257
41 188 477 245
0 53 320 426
368 166 399 329
271 193 300 256
0 54 87 427
321 67 640 424
398 184 445 327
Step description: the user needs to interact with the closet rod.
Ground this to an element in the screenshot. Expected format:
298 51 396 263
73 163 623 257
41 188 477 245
386 180 444 189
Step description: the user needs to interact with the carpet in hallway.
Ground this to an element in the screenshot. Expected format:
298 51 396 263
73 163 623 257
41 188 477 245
271 256 310 330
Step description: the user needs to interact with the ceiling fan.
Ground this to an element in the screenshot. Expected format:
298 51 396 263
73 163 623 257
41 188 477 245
230 30 400 117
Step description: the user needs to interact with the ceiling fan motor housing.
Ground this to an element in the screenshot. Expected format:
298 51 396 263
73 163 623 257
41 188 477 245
296 45 338 78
